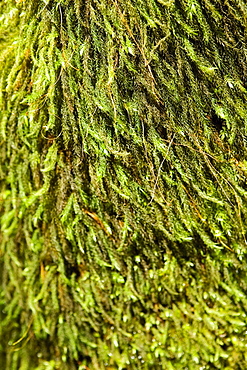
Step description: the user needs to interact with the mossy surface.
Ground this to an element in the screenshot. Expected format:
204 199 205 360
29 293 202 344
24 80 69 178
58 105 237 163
1 1 247 369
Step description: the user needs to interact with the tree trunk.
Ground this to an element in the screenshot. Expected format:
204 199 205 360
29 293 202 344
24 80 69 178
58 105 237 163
1 1 247 369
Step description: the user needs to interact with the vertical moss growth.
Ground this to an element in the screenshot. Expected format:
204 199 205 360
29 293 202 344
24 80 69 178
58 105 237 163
1 0 247 369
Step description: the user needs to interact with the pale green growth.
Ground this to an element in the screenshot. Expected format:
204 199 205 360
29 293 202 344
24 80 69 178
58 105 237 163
1 0 247 369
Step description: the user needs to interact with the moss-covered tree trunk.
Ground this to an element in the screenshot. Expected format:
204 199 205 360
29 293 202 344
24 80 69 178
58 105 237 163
1 1 247 369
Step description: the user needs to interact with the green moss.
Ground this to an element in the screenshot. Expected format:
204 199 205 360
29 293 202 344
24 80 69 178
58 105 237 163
1 0 247 369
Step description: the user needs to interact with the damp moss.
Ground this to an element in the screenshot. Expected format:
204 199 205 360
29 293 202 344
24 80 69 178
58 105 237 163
1 1 247 369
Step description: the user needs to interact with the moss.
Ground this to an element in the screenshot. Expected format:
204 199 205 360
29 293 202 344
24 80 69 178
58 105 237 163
1 0 247 369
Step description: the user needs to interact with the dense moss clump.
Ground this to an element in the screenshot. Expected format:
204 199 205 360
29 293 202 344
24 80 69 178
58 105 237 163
1 0 247 369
